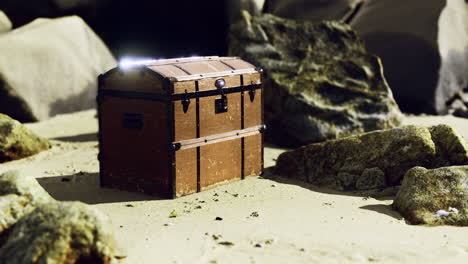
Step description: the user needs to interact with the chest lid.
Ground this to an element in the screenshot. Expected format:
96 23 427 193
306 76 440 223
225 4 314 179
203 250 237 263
121 56 260 82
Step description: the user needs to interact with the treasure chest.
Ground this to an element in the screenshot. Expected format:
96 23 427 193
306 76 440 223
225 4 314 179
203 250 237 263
97 56 264 198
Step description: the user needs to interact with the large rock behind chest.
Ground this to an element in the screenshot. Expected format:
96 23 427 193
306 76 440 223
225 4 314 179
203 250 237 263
0 11 12 33
0 16 116 122
264 0 362 22
274 125 468 191
229 12 403 147
349 0 468 114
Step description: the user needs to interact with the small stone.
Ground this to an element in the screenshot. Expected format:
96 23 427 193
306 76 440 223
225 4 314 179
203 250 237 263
218 241 235 247
250 211 259 217
164 223 174 227
254 243 264 248
125 204 134 207
215 217 223 221
169 210 178 218
212 234 222 240
195 205 202 209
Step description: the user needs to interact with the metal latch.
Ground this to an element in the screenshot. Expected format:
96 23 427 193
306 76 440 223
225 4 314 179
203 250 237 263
181 89 190 113
215 79 228 114
248 82 256 102
122 113 144 130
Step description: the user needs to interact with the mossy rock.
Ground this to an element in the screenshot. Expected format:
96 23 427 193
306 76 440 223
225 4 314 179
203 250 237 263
0 170 52 238
0 113 51 163
393 166 468 226
0 201 116 264
229 11 403 147
275 124 468 191
0 171 117 263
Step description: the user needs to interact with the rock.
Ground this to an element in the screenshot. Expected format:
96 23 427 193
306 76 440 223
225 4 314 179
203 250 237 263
274 125 468 191
349 0 468 114
0 0 109 27
0 11 12 33
229 12 403 147
0 170 52 243
0 114 51 162
0 201 115 264
393 166 468 225
0 16 116 122
264 0 363 22
227 0 266 24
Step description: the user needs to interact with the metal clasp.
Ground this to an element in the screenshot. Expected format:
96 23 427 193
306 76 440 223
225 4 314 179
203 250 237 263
181 89 190 113
248 82 256 102
215 79 228 114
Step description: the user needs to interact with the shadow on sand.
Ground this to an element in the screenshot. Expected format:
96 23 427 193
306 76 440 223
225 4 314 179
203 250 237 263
52 132 98 142
37 171 164 204
261 166 404 221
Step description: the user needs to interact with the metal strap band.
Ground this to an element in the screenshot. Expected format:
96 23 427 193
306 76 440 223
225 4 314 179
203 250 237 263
98 84 261 102
172 125 266 151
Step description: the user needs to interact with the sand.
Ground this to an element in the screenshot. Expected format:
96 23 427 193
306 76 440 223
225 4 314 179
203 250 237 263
1 109 468 263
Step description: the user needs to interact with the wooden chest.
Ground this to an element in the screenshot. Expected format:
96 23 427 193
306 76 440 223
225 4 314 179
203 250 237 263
97 56 264 198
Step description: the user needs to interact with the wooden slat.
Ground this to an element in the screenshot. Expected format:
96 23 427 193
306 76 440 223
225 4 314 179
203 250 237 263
243 73 262 128
174 125 262 150
173 82 197 142
194 75 240 91
221 58 256 70
200 139 242 190
175 148 198 197
243 133 262 177
198 93 241 136
176 61 233 74
173 81 196 94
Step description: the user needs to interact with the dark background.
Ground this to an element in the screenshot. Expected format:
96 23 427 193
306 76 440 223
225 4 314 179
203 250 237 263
0 0 233 59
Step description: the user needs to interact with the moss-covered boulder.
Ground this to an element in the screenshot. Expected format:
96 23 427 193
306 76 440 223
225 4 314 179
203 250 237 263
393 166 468 226
229 11 403 147
274 125 468 191
0 170 117 263
0 201 116 264
0 170 52 239
0 114 51 163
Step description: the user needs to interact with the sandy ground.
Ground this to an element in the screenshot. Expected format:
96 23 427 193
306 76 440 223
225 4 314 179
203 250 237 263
1 110 468 264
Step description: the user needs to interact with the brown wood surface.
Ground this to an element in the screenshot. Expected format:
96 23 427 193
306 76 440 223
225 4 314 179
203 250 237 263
200 138 242 190
99 96 170 196
243 73 262 128
175 61 232 75
173 81 196 94
198 75 242 137
199 93 241 137
175 148 198 197
173 83 197 142
103 69 164 94
243 133 263 177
